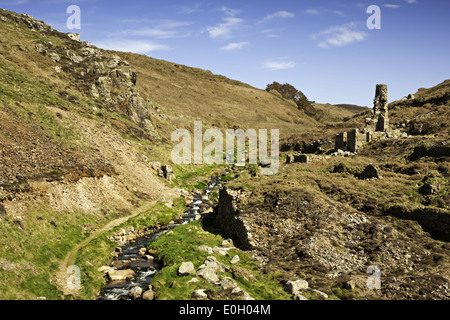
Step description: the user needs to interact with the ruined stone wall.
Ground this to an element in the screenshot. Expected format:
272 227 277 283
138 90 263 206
334 84 394 152
216 188 253 249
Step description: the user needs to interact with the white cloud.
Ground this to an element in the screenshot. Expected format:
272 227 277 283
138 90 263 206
258 11 295 24
93 39 171 54
123 28 191 39
384 4 401 8
179 3 204 14
262 28 284 38
220 41 249 51
334 10 346 17
121 20 194 39
207 17 243 38
312 22 368 48
305 9 319 15
405 0 417 3
1 0 28 4
218 6 240 17
262 58 296 71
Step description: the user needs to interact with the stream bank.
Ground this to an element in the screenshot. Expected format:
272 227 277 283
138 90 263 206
97 177 222 300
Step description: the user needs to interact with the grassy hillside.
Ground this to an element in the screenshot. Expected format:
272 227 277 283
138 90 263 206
0 8 448 301
0 8 322 299
111 50 321 139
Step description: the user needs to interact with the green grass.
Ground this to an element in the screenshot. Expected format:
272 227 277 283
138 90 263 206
127 197 187 229
148 220 291 300
73 233 117 300
172 163 225 192
0 204 108 300
65 198 188 300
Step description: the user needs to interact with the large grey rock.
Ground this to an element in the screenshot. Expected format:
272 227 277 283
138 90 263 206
359 163 380 180
197 256 227 284
129 286 143 300
198 245 213 254
220 277 238 290
284 280 309 295
106 269 135 281
230 255 240 264
178 261 195 276
142 289 155 300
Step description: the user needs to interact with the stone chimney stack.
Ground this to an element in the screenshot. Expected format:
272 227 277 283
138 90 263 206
373 84 389 132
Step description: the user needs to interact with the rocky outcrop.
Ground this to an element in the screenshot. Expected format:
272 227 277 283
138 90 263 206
0 10 160 139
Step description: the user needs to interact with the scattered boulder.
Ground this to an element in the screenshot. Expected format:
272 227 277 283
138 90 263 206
178 261 195 276
106 269 135 282
311 289 329 299
138 248 147 256
97 266 114 274
198 245 213 254
359 163 380 180
197 256 228 284
230 255 240 264
284 279 309 296
142 289 155 300
221 239 234 248
190 289 208 300
220 277 238 290
212 246 227 256
129 286 142 300
187 277 199 284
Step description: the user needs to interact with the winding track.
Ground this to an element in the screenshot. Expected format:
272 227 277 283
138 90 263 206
54 200 157 299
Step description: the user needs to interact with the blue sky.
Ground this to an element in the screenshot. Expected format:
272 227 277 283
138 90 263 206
1 0 449 107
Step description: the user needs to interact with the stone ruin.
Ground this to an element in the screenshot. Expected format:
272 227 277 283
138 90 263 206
334 84 400 153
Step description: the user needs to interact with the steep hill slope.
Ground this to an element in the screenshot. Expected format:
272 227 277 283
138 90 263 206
110 50 320 139
0 8 322 299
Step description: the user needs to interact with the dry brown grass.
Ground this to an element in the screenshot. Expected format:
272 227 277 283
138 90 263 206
112 50 320 140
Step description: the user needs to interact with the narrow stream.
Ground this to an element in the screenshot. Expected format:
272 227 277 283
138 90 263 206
98 177 222 300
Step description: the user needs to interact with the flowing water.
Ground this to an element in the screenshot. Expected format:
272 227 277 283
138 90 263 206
98 177 222 300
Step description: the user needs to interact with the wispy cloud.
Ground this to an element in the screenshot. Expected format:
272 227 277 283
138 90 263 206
179 2 204 14
312 22 368 48
220 41 249 51
334 10 346 17
405 0 417 3
217 6 240 17
258 11 295 24
305 9 319 15
262 58 296 71
384 4 401 8
93 39 171 54
206 17 243 38
1 0 28 4
121 20 194 39
262 28 283 38
122 28 192 39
